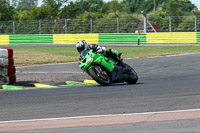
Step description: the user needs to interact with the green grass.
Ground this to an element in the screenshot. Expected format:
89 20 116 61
12 47 79 66
2 46 200 67
113 46 200 58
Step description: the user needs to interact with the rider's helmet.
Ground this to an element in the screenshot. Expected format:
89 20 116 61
76 40 89 53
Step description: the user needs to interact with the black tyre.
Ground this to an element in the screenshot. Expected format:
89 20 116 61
126 68 138 84
88 65 111 86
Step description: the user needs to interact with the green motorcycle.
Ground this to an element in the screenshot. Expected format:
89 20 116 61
79 49 138 86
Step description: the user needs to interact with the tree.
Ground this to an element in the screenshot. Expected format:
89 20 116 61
60 0 104 19
42 0 68 8
75 0 104 14
121 0 138 13
141 0 154 13
17 0 38 10
98 2 110 15
14 5 59 20
167 0 183 16
10 0 38 10
0 0 15 21
60 2 80 18
107 0 124 13
0 0 10 6
180 0 196 12
88 0 104 12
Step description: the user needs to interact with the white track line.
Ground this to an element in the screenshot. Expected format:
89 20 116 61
1 108 200 124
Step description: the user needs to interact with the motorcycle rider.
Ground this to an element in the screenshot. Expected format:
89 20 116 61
76 40 131 72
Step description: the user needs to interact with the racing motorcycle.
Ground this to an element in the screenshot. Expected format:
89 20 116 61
79 49 138 86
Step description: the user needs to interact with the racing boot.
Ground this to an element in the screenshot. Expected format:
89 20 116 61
107 49 131 72
118 59 132 72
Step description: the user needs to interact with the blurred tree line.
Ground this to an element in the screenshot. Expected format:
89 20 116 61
0 0 199 21
0 0 200 34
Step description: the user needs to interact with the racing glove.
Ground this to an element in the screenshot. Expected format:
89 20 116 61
96 46 106 54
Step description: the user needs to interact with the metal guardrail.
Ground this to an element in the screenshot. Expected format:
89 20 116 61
0 14 199 34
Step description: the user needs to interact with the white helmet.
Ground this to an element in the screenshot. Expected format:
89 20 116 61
76 40 89 53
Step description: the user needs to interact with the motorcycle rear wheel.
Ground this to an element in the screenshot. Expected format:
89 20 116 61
88 65 111 86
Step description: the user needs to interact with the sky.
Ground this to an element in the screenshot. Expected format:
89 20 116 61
38 0 200 10
190 0 200 10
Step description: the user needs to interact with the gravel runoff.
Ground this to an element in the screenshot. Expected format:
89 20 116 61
13 72 93 87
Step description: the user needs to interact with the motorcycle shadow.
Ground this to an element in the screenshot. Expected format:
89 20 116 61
91 82 143 87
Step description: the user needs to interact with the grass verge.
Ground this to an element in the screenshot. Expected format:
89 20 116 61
1 46 200 67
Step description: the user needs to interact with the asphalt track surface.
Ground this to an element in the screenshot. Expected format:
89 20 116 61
1 54 200 132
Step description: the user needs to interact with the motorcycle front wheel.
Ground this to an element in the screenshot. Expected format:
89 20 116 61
88 65 111 86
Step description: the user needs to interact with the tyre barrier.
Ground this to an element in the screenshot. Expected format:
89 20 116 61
0 48 16 84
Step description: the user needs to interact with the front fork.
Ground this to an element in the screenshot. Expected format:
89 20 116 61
93 65 104 74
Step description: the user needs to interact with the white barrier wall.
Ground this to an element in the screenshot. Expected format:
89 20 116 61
0 48 16 84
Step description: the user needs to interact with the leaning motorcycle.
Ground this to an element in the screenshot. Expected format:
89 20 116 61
79 49 138 86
